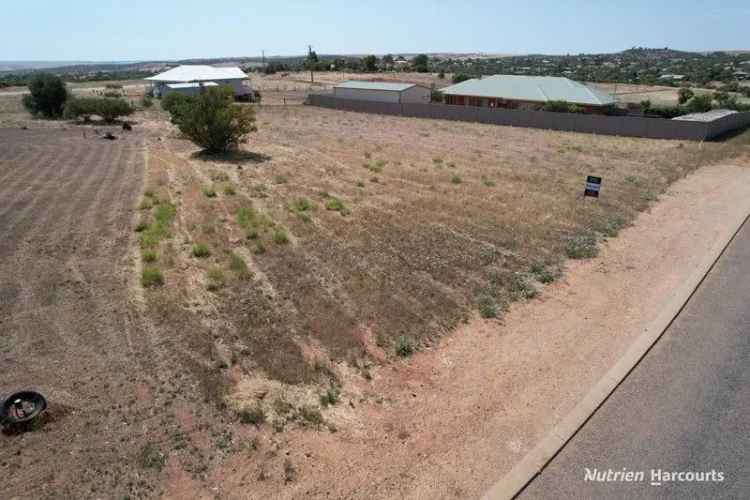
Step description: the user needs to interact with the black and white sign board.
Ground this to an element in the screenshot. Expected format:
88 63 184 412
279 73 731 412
584 176 602 198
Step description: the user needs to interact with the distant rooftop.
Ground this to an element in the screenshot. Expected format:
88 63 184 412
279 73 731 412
334 80 421 92
440 75 615 106
146 65 247 82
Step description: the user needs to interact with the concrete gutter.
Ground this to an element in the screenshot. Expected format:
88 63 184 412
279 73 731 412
481 211 750 500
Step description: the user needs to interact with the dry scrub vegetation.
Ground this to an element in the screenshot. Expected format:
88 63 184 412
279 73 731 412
138 102 750 426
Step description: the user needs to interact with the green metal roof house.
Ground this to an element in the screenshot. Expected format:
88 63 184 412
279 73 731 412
441 75 615 112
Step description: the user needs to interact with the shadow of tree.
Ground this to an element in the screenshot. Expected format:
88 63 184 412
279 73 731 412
192 149 272 165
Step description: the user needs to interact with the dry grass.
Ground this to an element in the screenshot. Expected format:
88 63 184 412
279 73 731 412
143 103 750 391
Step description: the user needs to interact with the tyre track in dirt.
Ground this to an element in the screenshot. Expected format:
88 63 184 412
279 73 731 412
0 128 161 499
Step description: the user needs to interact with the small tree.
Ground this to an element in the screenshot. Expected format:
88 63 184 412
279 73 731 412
452 73 471 84
97 98 134 123
23 73 68 117
413 54 429 73
677 87 694 104
362 55 378 72
64 97 134 123
176 86 257 154
685 93 713 113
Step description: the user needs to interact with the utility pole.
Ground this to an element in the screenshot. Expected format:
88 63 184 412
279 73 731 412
308 45 315 85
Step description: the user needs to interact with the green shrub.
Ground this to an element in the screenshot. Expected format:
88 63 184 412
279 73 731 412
530 261 558 284
543 100 584 113
451 175 462 184
325 197 349 215
64 97 133 123
23 74 68 117
239 406 266 426
202 185 217 198
565 231 598 259
223 184 236 196
141 95 154 108
452 73 472 84
141 267 164 287
685 94 713 113
273 229 289 245
173 86 257 154
479 301 498 319
161 92 194 116
319 387 340 408
678 87 694 104
192 243 211 258
206 268 226 291
299 406 324 426
395 335 416 357
228 252 249 275
142 250 158 263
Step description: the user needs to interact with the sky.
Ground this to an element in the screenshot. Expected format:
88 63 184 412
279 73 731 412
2 1 749 61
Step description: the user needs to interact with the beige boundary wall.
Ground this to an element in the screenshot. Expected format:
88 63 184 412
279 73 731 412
308 94 750 141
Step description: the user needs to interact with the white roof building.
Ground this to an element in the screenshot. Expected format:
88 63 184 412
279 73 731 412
146 65 251 97
146 65 247 83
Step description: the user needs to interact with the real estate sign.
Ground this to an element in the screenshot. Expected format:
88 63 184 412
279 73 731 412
584 176 602 198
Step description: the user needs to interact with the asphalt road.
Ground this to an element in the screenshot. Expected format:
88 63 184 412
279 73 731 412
519 218 750 499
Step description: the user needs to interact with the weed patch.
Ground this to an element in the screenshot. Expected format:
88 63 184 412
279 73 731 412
325 197 350 215
141 267 164 287
395 335 416 357
192 243 211 258
239 405 266 426
565 231 598 259
206 268 226 291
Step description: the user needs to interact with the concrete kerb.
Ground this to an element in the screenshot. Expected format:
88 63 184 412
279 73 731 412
481 209 750 500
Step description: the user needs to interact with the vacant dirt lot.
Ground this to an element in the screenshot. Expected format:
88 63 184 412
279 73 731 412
140 103 750 420
2 91 749 499
136 102 750 498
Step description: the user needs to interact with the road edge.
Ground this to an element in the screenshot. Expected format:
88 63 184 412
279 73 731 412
481 208 750 500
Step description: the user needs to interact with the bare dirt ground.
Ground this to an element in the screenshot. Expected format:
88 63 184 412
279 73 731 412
0 127 156 498
131 101 750 498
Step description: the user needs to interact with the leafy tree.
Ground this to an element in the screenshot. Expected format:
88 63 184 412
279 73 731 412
452 73 472 84
685 93 713 113
362 55 378 72
97 98 134 122
382 54 394 66
174 86 257 153
438 70 445 79
413 54 429 73
677 87 694 104
63 97 133 123
22 73 68 117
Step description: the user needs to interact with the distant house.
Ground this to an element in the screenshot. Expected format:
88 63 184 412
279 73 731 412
440 75 615 113
332 81 431 104
659 74 686 81
146 65 252 98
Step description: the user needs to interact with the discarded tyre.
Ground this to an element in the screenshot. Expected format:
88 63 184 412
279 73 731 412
0 391 47 425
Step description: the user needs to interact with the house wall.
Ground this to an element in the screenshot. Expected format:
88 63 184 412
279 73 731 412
333 87 402 103
444 94 607 114
400 86 432 104
154 79 251 98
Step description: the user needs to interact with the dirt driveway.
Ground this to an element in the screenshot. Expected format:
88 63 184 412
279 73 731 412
0 128 152 499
